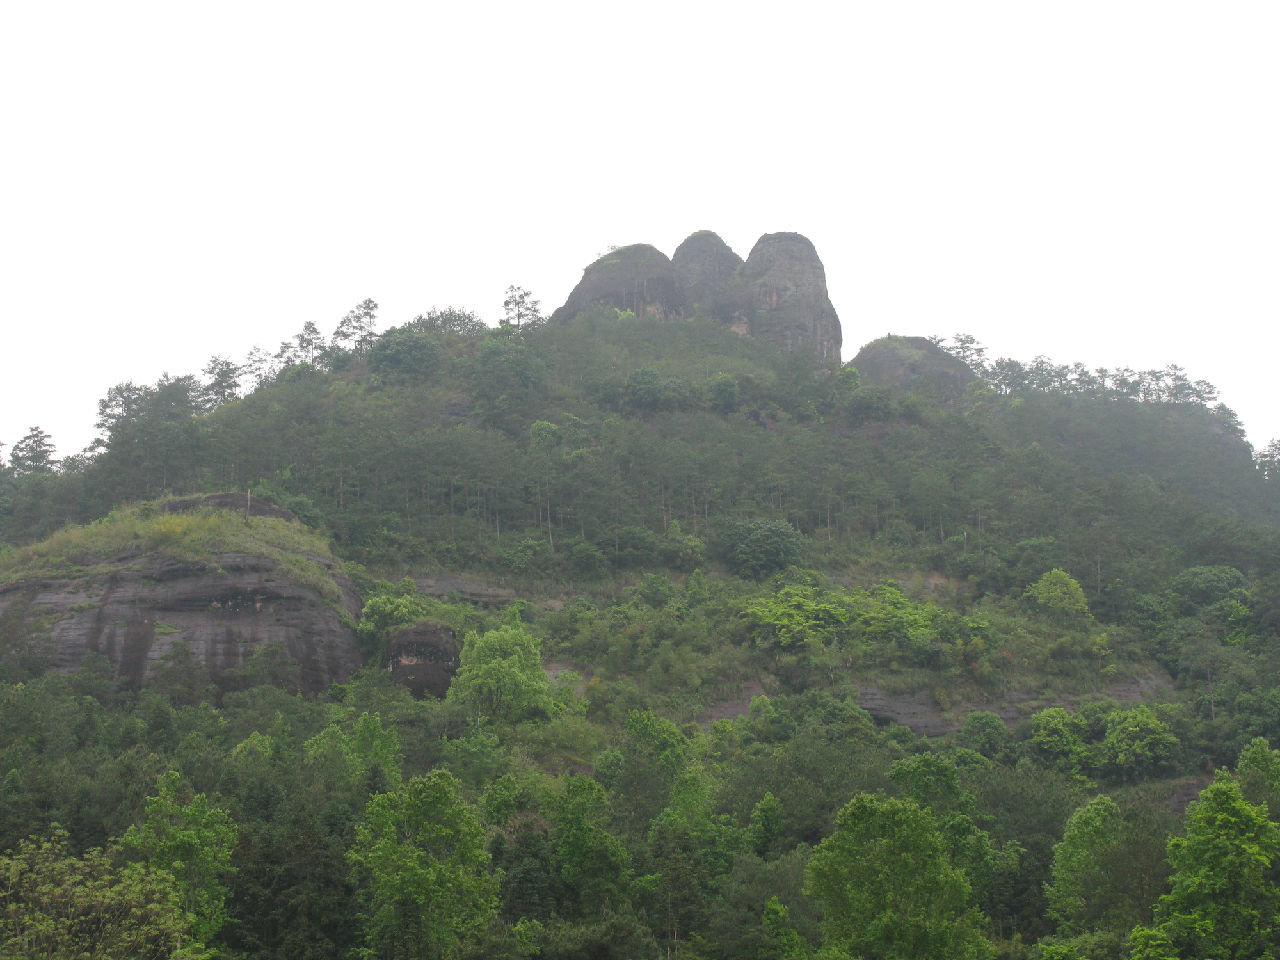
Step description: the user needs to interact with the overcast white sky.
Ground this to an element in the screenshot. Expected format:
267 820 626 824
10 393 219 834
2 1 1277 460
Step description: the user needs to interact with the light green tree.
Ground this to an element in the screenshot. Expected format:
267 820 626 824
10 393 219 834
446 624 552 723
804 793 993 960
123 770 238 944
1025 568 1091 619
347 770 498 960
1129 771 1280 960
0 828 202 960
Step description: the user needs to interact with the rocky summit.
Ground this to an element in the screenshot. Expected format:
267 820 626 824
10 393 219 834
552 230 842 360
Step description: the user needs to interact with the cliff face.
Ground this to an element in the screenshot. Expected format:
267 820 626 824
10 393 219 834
671 230 744 321
0 503 363 691
553 230 842 360
550 244 685 324
737 233 841 361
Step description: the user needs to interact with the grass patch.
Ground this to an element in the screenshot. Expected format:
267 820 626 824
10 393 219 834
0 500 344 605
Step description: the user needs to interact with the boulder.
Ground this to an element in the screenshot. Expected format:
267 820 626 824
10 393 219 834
551 230 843 360
671 230 744 320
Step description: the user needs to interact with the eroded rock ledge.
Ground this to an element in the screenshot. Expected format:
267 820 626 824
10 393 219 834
0 550 362 692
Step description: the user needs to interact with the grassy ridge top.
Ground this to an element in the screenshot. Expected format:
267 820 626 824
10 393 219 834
0 500 343 603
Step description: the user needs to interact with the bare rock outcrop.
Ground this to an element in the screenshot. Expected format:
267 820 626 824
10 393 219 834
386 620 460 699
736 232 841 361
0 551 362 691
552 230 842 360
413 573 516 606
550 244 685 323
671 230 744 321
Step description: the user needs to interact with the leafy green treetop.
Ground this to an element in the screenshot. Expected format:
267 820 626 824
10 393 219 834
804 793 993 960
0 828 201 960
445 624 552 723
1129 771 1280 960
122 770 238 945
1025 568 1091 620
347 770 497 960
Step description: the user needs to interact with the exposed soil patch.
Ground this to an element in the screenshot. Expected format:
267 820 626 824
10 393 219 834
858 665 1177 737
697 679 766 725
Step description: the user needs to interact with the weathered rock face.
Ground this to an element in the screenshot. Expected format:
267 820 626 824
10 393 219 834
737 232 841 361
550 244 685 323
671 230 744 320
413 573 516 606
0 551 362 692
552 230 842 360
386 620 460 699
851 335 976 400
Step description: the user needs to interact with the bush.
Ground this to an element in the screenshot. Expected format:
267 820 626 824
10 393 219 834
719 518 805 580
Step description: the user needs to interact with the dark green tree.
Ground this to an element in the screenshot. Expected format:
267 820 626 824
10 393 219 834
9 426 56 476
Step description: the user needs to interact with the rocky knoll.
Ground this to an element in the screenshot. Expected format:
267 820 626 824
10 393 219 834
852 335 976 400
0 505 362 691
552 230 842 360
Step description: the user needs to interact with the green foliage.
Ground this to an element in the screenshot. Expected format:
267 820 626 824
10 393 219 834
446 625 551 724
1237 737 1280 820
304 711 403 791
368 325 441 377
7 290 1280 958
1130 771 1280 960
122 770 238 943
347 770 497 960
549 775 630 915
1045 795 1162 935
958 711 1012 760
1030 704 1180 783
805 793 994 960
719 518 805 579
1025 569 1091 620
0 828 202 959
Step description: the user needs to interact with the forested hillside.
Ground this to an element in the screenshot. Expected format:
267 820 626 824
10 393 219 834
2 301 1280 959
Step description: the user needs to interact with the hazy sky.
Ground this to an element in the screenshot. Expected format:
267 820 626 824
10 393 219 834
3 2 1277 460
